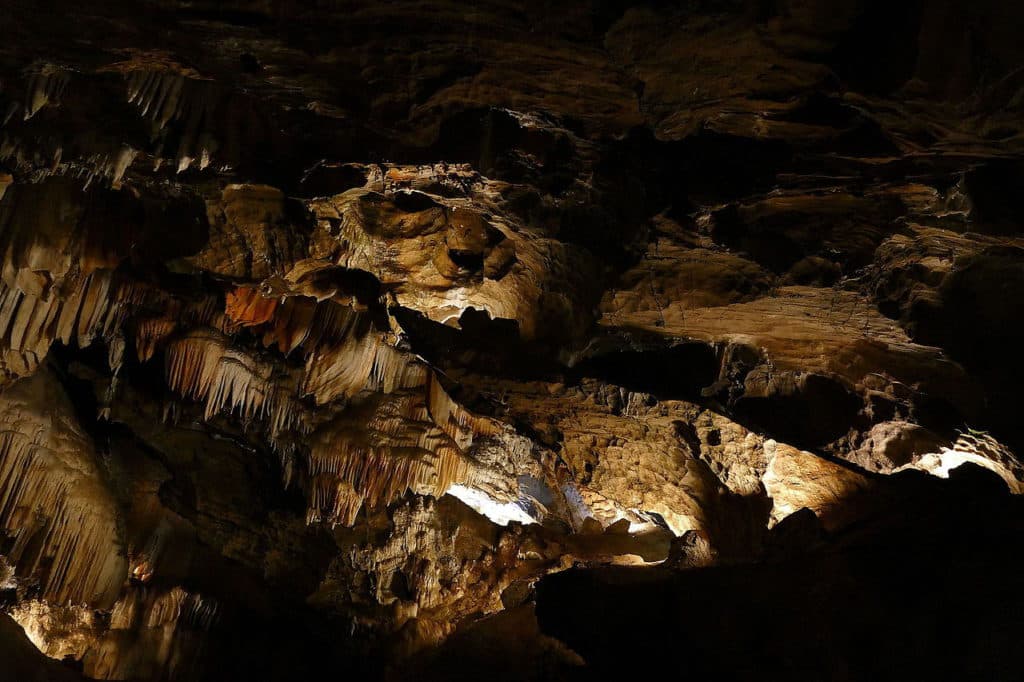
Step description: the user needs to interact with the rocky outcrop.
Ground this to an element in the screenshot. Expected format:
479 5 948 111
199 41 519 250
1 0 1023 679
534 464 1024 681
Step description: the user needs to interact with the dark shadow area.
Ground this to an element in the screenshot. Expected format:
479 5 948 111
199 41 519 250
573 342 719 402
536 464 1024 682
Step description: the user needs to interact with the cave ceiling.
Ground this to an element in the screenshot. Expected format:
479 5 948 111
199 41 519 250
1 1 1024 680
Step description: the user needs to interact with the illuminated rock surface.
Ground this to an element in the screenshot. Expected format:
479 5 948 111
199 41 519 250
1 1 1023 679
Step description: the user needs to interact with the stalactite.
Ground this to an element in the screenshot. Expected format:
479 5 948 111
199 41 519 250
183 295 231 333
163 329 306 437
23 67 71 120
0 271 145 382
205 350 304 436
133 316 178 363
225 286 278 327
0 226 499 528
124 69 217 172
302 331 427 405
0 178 135 292
100 332 127 419
160 295 496 526
87 147 138 189
84 586 218 681
0 371 126 607
163 329 230 402
306 394 473 525
426 374 502 449
0 348 40 379
262 296 318 354
305 443 470 527
260 295 364 356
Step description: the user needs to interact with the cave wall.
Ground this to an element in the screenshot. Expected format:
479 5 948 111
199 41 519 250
1 0 1024 679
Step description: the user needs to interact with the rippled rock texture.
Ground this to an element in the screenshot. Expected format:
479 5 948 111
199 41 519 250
1 0 1023 679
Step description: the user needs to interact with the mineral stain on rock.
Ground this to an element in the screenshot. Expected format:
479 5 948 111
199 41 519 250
1 1 1023 679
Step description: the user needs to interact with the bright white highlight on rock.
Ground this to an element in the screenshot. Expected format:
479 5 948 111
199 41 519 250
446 485 537 526
904 448 1024 493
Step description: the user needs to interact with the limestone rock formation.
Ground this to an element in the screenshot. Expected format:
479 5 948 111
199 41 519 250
1 0 1024 679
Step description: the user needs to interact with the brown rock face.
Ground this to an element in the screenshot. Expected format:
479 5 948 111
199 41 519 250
1 1 1023 680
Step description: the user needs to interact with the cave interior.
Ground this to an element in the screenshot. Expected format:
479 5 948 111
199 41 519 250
2 1 1024 680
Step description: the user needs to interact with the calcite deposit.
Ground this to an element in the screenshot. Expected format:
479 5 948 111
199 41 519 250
1 1 1024 679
